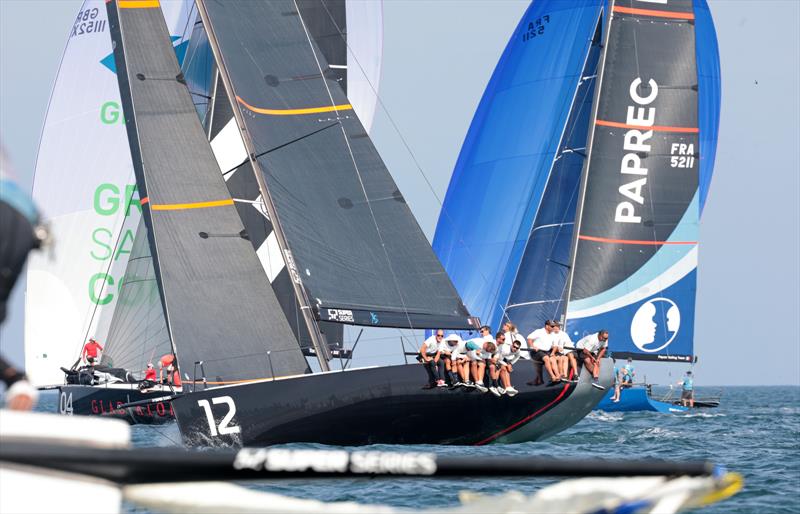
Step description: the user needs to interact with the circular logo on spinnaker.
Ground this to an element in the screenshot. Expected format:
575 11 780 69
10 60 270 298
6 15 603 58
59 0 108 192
630 298 681 353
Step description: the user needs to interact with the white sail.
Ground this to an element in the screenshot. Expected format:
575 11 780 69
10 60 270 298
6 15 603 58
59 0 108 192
24 0 197 386
346 0 383 133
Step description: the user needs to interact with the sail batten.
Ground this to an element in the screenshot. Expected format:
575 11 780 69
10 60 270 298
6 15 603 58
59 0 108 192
107 0 309 381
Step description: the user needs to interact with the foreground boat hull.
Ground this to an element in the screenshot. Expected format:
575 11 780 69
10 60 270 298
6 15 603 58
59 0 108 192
58 385 176 425
172 361 612 447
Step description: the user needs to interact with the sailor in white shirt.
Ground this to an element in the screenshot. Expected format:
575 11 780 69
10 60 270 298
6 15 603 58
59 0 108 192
525 320 560 385
550 321 578 383
575 329 609 390
465 333 495 393
418 330 444 388
487 332 507 397
496 333 522 396
502 322 529 360
439 333 462 387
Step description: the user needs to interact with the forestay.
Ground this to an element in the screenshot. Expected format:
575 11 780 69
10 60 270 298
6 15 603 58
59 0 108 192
107 0 308 383
199 0 471 330
564 0 702 362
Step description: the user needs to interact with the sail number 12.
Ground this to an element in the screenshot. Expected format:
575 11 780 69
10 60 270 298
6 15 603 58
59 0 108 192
197 396 241 436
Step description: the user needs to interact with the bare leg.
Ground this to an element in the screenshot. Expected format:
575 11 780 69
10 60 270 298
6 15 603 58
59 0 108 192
559 355 568 377
543 356 558 381
477 362 486 384
500 368 511 389
567 353 578 378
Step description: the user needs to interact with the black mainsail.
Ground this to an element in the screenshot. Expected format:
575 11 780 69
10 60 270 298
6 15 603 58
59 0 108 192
107 0 309 383
563 0 700 361
196 0 473 333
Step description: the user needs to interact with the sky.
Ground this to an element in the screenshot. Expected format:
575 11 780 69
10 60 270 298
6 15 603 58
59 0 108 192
1 0 798 386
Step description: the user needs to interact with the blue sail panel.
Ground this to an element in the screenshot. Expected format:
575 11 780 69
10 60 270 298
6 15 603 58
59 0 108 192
433 0 604 330
695 0 721 215
504 16 602 333
569 270 697 362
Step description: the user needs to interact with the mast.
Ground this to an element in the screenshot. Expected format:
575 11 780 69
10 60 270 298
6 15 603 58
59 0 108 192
561 4 613 331
195 0 331 371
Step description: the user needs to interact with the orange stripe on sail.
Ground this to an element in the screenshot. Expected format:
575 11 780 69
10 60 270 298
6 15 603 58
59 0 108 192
119 0 160 8
236 96 352 116
146 199 234 211
595 119 699 133
612 5 695 20
579 235 697 246
139 197 150 205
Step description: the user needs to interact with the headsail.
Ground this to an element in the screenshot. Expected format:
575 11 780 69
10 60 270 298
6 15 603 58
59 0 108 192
99 219 168 372
197 0 472 330
25 0 197 386
563 0 702 362
504 15 604 332
432 1 605 331
107 0 308 382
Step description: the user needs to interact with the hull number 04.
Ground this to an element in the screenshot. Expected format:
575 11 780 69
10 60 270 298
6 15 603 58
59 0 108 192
197 396 241 436
59 391 73 415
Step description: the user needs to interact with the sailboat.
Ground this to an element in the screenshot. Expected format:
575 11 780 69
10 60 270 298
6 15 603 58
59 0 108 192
433 0 719 413
104 0 609 447
30 0 385 424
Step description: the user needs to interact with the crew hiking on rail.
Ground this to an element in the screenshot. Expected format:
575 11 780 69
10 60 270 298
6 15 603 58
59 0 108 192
419 321 609 394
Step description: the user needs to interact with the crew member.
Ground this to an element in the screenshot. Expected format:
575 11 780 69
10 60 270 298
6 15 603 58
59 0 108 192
621 357 635 387
679 370 694 407
502 322 528 360
144 362 157 382
526 320 558 385
1 356 38 411
497 336 522 396
466 337 495 393
419 330 444 388
81 338 104 366
159 353 182 388
487 332 506 396
551 321 578 383
0 146 42 411
439 334 462 387
575 330 609 390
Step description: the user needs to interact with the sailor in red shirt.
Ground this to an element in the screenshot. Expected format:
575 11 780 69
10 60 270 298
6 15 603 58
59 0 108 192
81 338 104 365
144 363 157 381
158 354 182 388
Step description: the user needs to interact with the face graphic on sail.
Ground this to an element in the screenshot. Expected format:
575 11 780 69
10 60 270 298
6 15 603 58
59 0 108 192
630 298 681 353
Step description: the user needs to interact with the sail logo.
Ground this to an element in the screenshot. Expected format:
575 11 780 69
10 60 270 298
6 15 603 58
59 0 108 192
327 309 354 323
615 78 659 224
630 297 681 353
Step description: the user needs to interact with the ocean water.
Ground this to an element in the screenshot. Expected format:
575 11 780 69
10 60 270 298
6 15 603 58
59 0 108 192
36 386 800 512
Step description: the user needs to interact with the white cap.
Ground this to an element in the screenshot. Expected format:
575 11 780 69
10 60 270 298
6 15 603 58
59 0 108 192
445 333 462 342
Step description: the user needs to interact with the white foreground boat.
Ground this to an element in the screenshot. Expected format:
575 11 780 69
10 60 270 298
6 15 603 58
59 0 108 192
0 409 741 514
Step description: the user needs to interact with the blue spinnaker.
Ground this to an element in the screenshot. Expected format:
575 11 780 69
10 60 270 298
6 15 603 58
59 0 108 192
432 0 605 332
